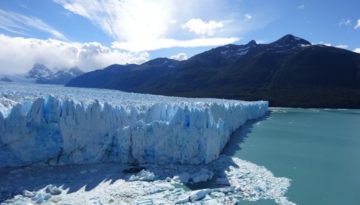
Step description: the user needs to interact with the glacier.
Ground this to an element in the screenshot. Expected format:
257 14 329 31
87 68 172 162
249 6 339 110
0 83 268 167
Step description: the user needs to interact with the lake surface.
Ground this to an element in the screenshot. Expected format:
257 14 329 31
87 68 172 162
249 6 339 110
224 108 360 205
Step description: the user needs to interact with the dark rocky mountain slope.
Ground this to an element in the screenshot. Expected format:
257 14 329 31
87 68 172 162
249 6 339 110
67 35 360 108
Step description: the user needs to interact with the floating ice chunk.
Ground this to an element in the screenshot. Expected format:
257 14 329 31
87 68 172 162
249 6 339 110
129 170 156 181
45 185 62 195
190 168 214 183
173 172 191 183
32 192 51 204
135 199 154 205
22 190 35 197
176 189 212 203
1 156 294 205
213 156 295 205
189 189 212 202
173 168 213 184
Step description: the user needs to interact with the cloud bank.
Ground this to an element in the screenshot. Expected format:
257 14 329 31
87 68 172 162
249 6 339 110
55 0 173 42
355 19 360 29
111 37 239 52
336 45 349 49
182 18 224 36
338 19 351 27
0 34 149 75
170 53 188 61
54 0 239 51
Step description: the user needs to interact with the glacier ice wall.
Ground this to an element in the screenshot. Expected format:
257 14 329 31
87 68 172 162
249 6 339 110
0 83 268 167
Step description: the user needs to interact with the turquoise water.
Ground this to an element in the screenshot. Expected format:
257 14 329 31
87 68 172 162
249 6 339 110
224 108 360 205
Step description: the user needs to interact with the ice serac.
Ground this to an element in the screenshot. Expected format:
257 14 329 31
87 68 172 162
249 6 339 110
0 83 268 167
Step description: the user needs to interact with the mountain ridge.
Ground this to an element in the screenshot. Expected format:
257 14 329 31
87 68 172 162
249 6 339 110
28 63 84 85
67 34 360 108
1 63 84 85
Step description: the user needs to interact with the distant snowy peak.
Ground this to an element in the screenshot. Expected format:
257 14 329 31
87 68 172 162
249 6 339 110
26 63 84 85
211 34 312 58
211 40 258 59
273 34 311 45
53 67 83 78
26 63 53 79
267 34 312 53
0 77 12 82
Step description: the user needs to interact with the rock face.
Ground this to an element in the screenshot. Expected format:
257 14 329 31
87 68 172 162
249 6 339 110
0 83 268 167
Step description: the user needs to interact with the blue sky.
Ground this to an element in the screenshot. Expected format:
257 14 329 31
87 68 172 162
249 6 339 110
0 0 359 74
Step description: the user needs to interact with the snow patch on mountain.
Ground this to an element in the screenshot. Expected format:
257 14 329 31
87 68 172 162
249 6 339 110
216 41 257 59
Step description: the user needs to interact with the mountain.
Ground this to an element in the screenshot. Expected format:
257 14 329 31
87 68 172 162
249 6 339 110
0 77 12 82
67 58 179 91
0 64 84 85
27 63 84 85
26 63 53 79
67 34 360 108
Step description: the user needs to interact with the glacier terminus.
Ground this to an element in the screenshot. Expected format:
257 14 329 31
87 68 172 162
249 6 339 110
0 83 296 205
0 83 268 167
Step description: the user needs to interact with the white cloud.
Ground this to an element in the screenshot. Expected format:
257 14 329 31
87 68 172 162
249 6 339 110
298 4 305 9
170 53 188 61
0 9 66 40
319 42 332 47
54 0 174 42
355 19 360 29
338 19 351 27
182 18 224 36
0 34 149 75
354 48 360 53
244 14 252 20
336 45 348 49
55 0 239 51
112 37 239 52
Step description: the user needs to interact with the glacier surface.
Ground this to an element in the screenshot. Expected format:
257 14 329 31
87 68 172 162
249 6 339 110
0 83 268 167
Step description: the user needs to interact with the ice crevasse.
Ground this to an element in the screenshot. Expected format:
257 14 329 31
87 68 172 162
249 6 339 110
0 83 268 167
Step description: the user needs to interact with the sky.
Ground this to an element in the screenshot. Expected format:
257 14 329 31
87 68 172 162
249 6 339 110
0 0 359 74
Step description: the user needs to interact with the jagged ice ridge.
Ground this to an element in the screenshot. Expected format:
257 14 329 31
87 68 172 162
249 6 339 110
0 83 268 167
